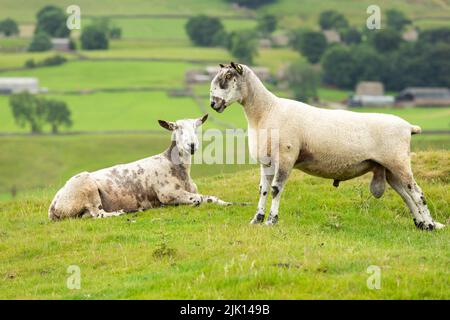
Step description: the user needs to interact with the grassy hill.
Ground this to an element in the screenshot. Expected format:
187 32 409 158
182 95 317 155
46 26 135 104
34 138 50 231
1 0 449 29
0 150 448 299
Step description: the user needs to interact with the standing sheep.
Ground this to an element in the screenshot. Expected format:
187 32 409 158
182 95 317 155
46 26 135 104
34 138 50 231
48 114 231 220
209 62 444 231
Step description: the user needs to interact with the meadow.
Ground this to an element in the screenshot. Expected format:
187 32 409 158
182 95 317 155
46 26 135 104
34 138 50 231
0 151 448 299
0 0 449 300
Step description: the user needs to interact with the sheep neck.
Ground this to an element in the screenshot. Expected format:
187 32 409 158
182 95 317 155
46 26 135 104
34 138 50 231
240 69 277 127
164 140 192 172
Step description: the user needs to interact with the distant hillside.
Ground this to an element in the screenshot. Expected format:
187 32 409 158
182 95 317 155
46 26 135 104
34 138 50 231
1 0 449 30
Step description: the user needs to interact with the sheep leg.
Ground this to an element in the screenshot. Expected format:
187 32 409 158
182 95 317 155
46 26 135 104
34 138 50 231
386 171 444 231
250 165 274 224
94 209 127 218
85 201 126 219
265 165 292 226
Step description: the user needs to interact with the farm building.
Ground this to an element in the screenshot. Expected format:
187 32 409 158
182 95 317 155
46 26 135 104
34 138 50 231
402 28 418 42
0 77 40 94
396 87 450 107
51 38 70 51
348 81 395 107
271 33 289 47
323 30 341 43
186 66 271 84
259 38 272 48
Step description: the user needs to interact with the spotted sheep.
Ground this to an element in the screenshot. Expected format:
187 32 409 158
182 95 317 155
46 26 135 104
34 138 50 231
210 62 445 231
48 114 231 220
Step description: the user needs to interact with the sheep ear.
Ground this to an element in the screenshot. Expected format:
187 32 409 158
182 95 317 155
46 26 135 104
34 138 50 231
196 114 208 127
158 120 177 131
219 63 225 68
230 61 243 75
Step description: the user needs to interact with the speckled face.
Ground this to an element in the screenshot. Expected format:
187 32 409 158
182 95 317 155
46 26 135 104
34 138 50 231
210 64 244 113
173 119 200 155
158 115 208 155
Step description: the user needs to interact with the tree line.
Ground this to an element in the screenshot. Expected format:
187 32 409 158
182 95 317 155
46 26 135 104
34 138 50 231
2 5 122 52
284 10 450 101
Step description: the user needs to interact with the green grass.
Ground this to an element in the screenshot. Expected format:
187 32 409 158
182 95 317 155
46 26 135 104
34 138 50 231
351 107 450 131
2 0 448 31
0 0 243 23
1 60 195 91
104 17 257 40
0 37 30 52
0 150 448 299
81 44 232 61
0 134 253 196
0 90 244 133
262 0 450 29
0 51 76 69
319 87 350 102
0 132 447 200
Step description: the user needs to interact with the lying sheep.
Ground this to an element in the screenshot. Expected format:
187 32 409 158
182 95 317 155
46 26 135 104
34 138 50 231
210 62 445 231
48 114 231 220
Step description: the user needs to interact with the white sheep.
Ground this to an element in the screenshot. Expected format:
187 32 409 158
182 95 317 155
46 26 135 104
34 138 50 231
48 115 231 220
210 62 445 231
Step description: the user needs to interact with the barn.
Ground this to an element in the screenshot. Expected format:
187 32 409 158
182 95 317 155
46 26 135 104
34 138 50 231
0 77 40 94
396 87 450 107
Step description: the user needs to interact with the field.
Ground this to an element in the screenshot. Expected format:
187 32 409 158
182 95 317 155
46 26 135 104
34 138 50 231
0 0 449 300
0 151 448 299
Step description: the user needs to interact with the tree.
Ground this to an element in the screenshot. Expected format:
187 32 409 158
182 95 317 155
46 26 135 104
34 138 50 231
9 93 47 134
81 25 109 50
372 29 402 52
386 9 411 31
109 27 122 39
229 30 259 64
319 10 348 30
351 45 384 82
28 32 52 52
46 100 72 134
24 59 36 68
340 27 362 45
185 15 224 47
321 45 355 88
285 62 320 102
212 29 231 48
419 27 450 45
290 30 327 64
35 5 70 38
225 0 277 8
258 14 277 35
9 93 73 134
0 18 19 36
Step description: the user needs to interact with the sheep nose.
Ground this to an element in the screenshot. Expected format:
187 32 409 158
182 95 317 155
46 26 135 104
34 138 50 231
210 101 216 108
190 143 195 154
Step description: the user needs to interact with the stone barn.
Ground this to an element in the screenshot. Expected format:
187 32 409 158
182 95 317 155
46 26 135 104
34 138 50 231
396 87 450 107
0 77 40 94
348 81 395 107
51 38 70 51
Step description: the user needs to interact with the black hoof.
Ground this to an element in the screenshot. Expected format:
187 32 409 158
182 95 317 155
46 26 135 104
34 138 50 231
250 213 265 224
414 219 435 231
265 215 278 226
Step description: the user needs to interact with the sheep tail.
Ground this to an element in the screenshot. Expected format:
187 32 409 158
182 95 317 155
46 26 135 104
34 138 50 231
411 125 422 135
